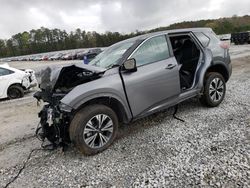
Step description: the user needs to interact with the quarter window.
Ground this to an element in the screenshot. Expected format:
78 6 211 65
194 32 210 47
0 68 13 76
131 35 170 66
207 31 220 48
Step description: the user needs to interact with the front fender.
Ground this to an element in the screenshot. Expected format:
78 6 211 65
60 69 132 120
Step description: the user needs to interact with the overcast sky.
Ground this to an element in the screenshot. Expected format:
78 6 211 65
0 0 249 39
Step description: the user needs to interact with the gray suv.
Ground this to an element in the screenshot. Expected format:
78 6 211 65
34 28 232 155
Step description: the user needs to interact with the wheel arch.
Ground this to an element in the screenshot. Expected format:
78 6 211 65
205 63 229 82
73 96 131 124
7 83 24 95
8 83 23 89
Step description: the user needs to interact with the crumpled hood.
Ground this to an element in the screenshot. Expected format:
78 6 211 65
38 63 106 92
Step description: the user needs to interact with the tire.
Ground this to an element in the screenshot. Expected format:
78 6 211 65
200 72 226 107
7 85 24 99
69 104 118 155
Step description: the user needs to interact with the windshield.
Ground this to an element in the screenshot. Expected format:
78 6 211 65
89 41 135 69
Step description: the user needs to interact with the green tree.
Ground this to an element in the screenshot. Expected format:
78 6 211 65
0 39 6 56
1 15 250 58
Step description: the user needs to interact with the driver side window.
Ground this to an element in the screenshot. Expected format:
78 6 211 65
131 35 170 66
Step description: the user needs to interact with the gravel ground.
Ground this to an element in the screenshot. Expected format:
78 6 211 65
0 55 250 187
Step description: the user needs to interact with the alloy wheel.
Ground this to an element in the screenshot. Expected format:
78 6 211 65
83 114 114 149
209 77 224 102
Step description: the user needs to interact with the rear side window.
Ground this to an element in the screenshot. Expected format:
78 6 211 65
131 35 170 66
0 68 13 76
207 31 220 48
194 32 210 47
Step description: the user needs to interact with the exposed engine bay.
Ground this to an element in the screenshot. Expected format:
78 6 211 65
34 63 104 148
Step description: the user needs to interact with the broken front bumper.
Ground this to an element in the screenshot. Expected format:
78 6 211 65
37 104 72 145
34 91 73 145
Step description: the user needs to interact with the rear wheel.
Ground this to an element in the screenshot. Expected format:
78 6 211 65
69 104 118 155
7 85 24 99
200 72 226 107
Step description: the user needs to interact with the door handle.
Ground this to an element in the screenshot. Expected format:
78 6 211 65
165 64 176 70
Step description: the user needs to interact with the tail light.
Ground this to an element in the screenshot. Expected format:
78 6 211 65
220 41 230 49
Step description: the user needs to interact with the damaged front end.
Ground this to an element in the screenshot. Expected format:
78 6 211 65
34 92 72 146
34 63 105 147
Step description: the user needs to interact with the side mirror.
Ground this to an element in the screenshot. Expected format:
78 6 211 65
122 58 137 72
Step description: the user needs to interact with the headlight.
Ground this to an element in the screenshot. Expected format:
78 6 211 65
59 102 73 112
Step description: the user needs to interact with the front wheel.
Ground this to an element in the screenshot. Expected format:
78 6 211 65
69 104 118 155
200 72 226 107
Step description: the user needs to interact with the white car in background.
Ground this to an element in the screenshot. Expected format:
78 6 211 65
0 64 37 99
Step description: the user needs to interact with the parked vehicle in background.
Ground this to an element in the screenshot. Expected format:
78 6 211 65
34 55 42 61
89 48 102 54
0 64 37 99
77 48 102 61
49 53 64 61
29 56 36 61
34 55 49 61
42 55 49 61
0 48 105 62
219 34 231 41
19 57 27 61
76 50 86 60
61 52 77 60
34 28 232 155
231 31 250 45
5 58 12 62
